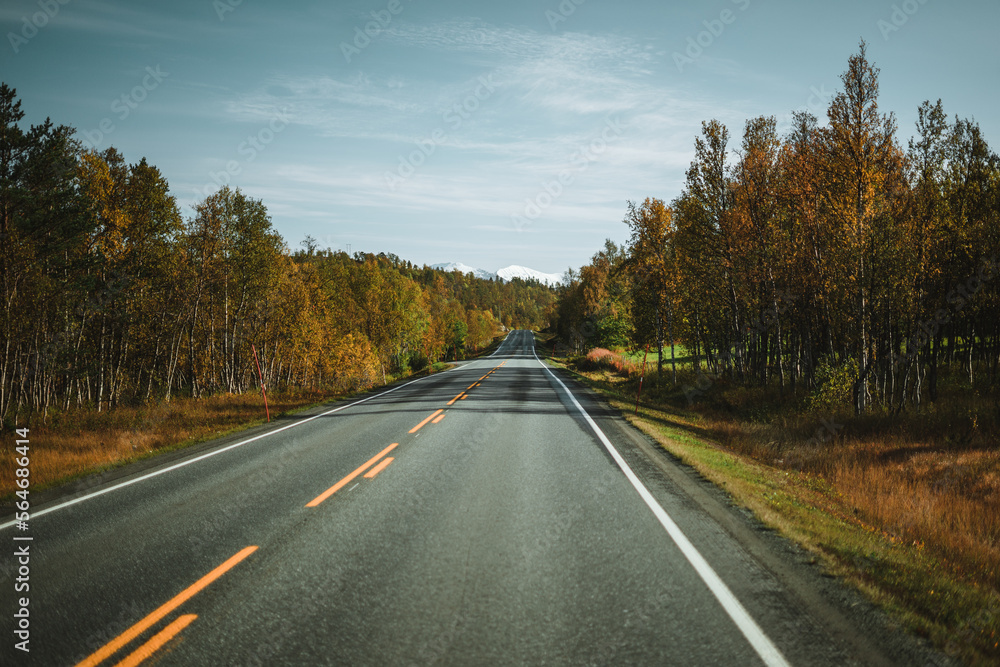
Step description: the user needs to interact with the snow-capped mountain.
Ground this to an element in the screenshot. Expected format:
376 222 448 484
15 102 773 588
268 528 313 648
430 262 497 281
496 265 563 287
430 262 562 286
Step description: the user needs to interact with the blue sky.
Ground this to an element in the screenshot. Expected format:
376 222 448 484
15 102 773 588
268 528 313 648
2 0 997 275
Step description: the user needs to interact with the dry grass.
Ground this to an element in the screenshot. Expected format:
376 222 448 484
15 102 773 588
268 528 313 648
828 446 1000 583
545 335 1000 664
712 414 1000 599
0 390 336 498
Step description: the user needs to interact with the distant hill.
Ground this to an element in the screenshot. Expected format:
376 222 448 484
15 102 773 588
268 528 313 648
430 262 562 286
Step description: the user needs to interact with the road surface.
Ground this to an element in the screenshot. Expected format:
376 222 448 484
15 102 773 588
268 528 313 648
2 331 946 665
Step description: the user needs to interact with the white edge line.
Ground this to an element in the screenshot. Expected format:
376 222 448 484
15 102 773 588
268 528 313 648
532 344 791 667
0 372 445 531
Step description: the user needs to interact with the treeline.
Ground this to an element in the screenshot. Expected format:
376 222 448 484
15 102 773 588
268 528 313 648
554 43 1000 415
0 84 555 423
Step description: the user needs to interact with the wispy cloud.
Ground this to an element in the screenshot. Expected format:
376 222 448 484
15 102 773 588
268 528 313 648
384 18 655 72
222 18 748 172
180 16 758 263
0 0 190 41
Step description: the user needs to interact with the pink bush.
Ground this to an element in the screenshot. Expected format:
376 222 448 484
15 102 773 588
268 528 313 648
581 348 639 377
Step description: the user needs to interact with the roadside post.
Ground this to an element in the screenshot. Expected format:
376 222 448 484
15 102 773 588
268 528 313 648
634 344 649 416
252 343 270 422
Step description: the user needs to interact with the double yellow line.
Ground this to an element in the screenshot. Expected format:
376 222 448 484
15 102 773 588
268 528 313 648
305 442 400 507
76 546 257 667
410 409 445 432
79 360 512 665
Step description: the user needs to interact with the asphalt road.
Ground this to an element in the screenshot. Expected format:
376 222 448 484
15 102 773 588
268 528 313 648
1 330 948 666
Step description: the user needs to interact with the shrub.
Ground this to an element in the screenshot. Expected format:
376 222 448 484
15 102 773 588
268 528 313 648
579 348 639 377
408 351 429 373
810 357 858 413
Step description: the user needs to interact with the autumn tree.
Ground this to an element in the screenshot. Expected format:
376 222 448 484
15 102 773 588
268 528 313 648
554 43 999 416
818 40 905 414
625 199 676 380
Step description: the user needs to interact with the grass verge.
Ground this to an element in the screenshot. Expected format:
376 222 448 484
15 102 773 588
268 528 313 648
535 333 999 666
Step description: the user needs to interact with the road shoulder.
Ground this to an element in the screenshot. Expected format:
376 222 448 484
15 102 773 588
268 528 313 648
541 361 957 667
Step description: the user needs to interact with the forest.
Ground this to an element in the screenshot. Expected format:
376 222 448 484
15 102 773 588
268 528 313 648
553 43 999 417
0 83 555 426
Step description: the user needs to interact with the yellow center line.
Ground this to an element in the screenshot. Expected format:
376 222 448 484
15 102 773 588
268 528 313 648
409 409 444 433
431 412 446 424
75 546 257 667
446 393 465 406
112 614 197 667
363 456 394 479
306 443 399 507
460 394 468 400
